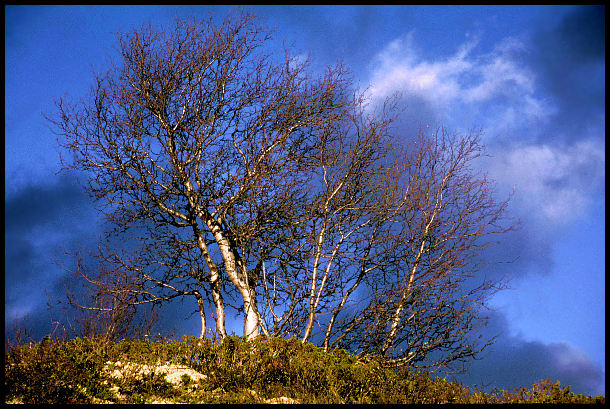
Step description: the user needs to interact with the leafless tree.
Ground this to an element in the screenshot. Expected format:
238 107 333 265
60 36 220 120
49 8 515 373
49 9 358 340
305 128 515 373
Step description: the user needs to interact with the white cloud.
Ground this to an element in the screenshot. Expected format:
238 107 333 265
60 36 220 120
367 33 555 132
369 32 473 111
462 54 532 103
367 32 604 227
488 139 605 224
551 342 592 371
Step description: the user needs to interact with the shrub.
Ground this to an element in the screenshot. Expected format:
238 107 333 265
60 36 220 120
4 335 605 404
4 337 113 403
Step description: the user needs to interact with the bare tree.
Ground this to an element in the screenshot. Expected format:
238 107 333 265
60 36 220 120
49 10 357 340
49 8 515 373
309 128 515 372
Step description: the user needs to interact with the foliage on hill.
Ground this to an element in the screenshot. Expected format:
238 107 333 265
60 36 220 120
4 335 605 404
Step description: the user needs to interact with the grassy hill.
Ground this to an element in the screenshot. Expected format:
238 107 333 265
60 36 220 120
4 335 605 404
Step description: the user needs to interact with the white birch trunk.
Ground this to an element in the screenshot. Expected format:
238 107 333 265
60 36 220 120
194 227 227 339
383 172 449 354
208 220 260 340
302 225 326 342
193 290 206 339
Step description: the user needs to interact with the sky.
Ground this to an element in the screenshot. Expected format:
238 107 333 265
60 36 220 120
4 5 605 397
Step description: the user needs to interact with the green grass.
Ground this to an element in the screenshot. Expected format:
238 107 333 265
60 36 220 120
4 335 606 404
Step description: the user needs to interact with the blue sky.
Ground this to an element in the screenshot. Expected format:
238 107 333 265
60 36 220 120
4 5 605 396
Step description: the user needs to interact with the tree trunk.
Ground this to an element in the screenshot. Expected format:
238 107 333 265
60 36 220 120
383 174 448 354
207 220 260 339
193 290 206 339
193 224 227 339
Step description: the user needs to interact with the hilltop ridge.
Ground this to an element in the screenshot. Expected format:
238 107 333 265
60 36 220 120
4 335 606 404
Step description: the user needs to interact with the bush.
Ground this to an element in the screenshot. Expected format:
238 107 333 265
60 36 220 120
4 337 113 403
4 335 606 404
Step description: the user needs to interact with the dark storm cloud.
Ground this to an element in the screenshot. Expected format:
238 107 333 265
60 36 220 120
3 174 236 342
4 175 97 281
525 5 604 141
4 236 40 302
453 311 605 397
5 175 94 235
5 176 101 336
556 5 605 62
